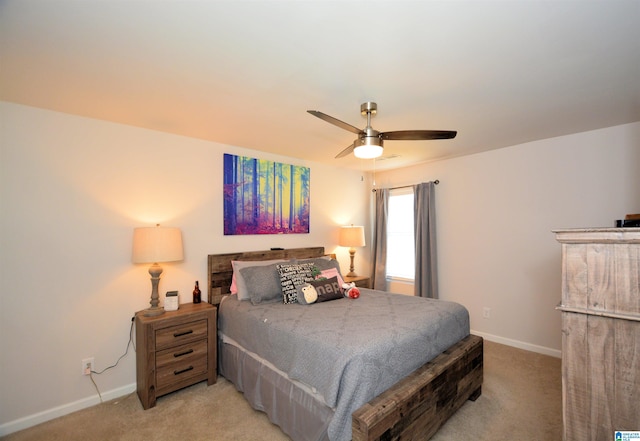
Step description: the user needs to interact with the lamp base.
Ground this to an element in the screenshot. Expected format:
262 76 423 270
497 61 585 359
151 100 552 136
346 247 358 278
145 263 165 317
143 306 165 317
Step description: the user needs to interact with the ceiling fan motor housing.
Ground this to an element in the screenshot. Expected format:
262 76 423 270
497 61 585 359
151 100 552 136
361 102 377 115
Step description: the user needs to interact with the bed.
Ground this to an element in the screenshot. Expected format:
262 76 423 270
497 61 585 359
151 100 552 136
208 247 482 441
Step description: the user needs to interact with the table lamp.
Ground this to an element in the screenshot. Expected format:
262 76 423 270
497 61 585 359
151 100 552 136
132 224 184 316
339 225 365 277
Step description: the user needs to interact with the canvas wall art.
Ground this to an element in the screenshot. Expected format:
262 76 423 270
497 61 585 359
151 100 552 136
223 153 310 235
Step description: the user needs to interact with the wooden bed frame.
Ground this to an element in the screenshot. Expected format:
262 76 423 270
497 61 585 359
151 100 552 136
208 247 483 441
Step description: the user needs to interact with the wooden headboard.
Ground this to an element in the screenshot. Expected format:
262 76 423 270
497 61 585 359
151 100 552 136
207 247 326 305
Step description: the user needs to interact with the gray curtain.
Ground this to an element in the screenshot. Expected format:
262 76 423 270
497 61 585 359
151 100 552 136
414 182 438 298
371 188 389 291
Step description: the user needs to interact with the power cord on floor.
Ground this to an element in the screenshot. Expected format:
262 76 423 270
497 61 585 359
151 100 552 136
87 317 136 403
88 371 103 403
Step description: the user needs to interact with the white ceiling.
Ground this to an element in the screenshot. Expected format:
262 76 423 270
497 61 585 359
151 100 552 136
1 0 639 171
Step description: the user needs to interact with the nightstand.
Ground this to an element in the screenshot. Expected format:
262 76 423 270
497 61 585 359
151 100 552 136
135 303 217 409
343 275 371 289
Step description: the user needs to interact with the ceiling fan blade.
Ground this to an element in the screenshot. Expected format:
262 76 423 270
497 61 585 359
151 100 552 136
380 130 457 141
307 110 362 135
335 142 356 159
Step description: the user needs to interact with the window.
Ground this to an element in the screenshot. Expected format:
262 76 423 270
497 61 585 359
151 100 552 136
386 188 414 280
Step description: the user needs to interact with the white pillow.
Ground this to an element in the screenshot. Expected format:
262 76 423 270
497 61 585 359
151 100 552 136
231 259 288 300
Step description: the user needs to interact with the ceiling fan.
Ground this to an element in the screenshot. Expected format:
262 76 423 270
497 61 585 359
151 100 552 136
307 102 457 159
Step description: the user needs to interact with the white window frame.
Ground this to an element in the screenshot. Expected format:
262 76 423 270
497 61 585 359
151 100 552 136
386 187 415 281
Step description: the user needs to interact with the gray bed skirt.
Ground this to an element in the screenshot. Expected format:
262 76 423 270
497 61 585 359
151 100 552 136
218 335 334 441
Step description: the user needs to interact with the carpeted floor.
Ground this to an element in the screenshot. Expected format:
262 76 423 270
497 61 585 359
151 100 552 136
1 341 562 441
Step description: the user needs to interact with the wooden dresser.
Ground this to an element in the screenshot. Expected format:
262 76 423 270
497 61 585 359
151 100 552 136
554 228 640 440
135 302 217 409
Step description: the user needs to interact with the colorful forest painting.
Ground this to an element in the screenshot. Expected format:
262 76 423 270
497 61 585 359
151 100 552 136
223 154 310 235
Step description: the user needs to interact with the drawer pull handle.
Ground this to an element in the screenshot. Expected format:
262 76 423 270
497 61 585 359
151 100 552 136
174 366 194 376
173 330 193 338
174 349 194 358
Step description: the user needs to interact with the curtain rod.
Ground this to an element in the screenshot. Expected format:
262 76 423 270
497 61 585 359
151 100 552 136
371 180 439 192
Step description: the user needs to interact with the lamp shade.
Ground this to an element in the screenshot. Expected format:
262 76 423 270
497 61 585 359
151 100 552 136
132 226 184 264
339 225 366 248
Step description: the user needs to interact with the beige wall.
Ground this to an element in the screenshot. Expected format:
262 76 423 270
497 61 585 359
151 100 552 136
372 121 640 355
0 102 370 434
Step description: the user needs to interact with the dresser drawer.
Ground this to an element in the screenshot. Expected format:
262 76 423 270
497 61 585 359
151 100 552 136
155 319 207 350
156 339 208 369
156 354 208 393
156 335 209 395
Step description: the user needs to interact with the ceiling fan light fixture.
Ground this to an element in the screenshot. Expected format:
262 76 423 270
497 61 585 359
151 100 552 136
353 137 383 159
308 102 456 160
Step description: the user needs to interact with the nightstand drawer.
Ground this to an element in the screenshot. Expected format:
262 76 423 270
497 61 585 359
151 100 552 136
155 319 207 350
156 339 208 369
156 355 208 393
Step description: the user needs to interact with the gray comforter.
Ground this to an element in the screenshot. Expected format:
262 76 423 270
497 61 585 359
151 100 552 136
218 289 470 441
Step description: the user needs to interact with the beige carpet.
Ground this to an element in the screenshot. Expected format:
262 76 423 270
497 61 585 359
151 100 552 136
2 341 562 441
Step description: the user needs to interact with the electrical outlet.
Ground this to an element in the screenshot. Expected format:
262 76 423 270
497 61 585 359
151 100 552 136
82 357 94 375
482 307 491 319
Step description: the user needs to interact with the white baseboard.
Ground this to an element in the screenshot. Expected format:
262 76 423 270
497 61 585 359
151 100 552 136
0 383 136 437
471 329 562 358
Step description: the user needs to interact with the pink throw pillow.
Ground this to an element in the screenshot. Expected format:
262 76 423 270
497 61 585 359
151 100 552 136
320 268 344 286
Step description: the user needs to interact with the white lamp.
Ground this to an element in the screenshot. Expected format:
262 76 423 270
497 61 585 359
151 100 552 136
132 224 184 316
339 225 366 277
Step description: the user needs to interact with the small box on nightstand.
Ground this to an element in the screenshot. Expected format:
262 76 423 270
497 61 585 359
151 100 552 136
164 291 179 311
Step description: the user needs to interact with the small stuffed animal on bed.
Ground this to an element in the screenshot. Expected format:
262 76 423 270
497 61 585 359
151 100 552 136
297 283 318 305
342 282 360 299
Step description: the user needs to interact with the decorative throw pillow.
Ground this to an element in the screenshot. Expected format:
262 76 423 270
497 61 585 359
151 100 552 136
239 264 285 305
298 257 342 274
231 259 288 300
277 262 316 304
310 276 343 302
319 268 345 287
